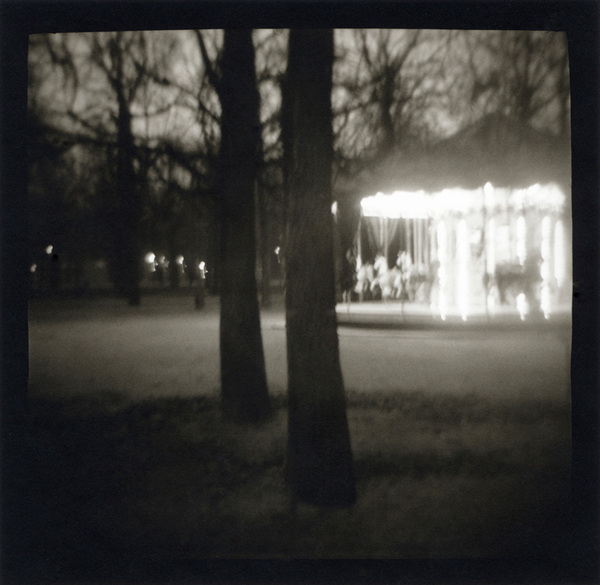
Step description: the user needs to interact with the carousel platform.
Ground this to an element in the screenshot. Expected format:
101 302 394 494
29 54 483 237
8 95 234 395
335 299 572 330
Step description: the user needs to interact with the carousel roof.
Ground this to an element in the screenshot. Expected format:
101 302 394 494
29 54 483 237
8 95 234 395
352 113 571 196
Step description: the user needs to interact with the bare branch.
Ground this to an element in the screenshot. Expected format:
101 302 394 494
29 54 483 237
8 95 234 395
194 30 221 93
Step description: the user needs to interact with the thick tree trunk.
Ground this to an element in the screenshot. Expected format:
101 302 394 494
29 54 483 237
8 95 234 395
218 29 271 423
283 29 356 507
116 94 141 306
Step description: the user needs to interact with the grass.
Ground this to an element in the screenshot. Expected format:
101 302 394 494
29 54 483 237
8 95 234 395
6 388 572 581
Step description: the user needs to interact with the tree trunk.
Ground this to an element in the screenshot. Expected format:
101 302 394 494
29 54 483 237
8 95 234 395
218 29 271 423
283 29 356 507
116 92 141 306
257 178 272 307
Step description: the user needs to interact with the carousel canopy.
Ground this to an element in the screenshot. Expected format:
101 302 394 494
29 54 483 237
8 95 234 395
353 113 571 197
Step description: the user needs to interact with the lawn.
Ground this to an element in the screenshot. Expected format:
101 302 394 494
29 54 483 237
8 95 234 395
9 391 572 577
8 292 574 581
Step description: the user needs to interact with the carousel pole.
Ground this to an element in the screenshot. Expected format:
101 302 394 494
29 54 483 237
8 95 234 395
483 188 489 321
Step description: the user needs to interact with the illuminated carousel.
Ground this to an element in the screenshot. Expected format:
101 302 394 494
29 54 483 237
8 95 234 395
338 114 572 321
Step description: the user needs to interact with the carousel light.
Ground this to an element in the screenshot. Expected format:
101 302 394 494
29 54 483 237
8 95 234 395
547 184 566 213
517 292 528 321
541 216 552 282
437 220 447 320
361 191 430 219
30 263 37 273
554 220 565 286
527 183 542 204
45 245 53 255
487 287 497 317
540 217 554 318
483 182 494 205
176 255 184 265
457 219 469 321
486 217 496 274
517 216 527 265
510 183 565 213
438 188 474 215
511 188 527 211
144 252 156 264
541 283 552 320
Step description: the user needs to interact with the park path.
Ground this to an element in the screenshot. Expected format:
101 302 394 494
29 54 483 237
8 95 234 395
28 292 571 404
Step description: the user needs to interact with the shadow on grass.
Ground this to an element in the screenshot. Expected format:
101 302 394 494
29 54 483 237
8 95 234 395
5 390 572 581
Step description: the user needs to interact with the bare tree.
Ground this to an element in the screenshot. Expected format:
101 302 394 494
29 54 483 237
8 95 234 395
254 29 288 307
446 30 570 135
283 29 356 507
30 31 182 304
333 29 451 165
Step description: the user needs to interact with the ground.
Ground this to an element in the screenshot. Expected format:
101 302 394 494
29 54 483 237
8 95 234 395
8 290 573 581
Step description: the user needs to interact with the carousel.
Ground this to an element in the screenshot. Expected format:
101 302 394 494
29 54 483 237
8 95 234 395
338 114 572 321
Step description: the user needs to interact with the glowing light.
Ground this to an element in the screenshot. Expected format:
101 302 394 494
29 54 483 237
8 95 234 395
487 287 497 317
361 191 430 219
45 245 53 255
331 201 338 216
438 188 475 215
541 217 552 277
360 183 566 221
483 181 494 202
517 293 528 321
144 252 156 264
486 218 496 274
540 216 553 318
541 283 552 319
176 255 184 265
457 219 469 321
516 216 527 265
199 261 206 271
358 183 568 321
30 263 37 273
554 220 565 286
546 184 566 212
437 220 447 320
510 183 565 213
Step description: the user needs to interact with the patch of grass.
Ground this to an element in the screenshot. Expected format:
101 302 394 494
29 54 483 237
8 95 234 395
8 390 572 579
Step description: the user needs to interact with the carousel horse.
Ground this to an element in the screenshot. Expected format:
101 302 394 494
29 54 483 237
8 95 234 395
370 254 404 300
395 251 413 301
491 255 543 313
406 262 436 303
355 262 375 302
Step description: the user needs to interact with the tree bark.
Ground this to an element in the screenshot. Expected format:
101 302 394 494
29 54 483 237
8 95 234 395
116 92 142 306
256 178 272 307
218 29 271 423
283 29 356 507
